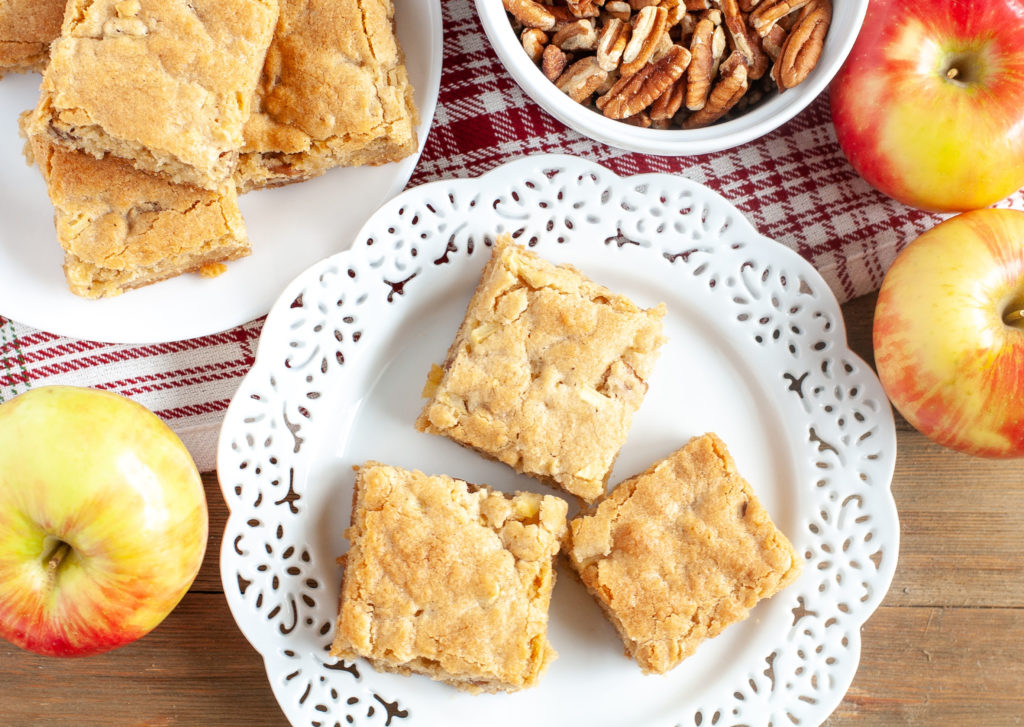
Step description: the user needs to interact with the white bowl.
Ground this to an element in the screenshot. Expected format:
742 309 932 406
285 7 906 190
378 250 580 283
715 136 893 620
476 0 868 155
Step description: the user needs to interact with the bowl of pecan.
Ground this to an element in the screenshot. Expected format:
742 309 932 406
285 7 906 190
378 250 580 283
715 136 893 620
477 0 866 155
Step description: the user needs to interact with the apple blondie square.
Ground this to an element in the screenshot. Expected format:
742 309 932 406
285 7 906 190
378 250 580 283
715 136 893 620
330 462 568 693
564 433 802 674
27 135 250 298
0 0 66 76
416 236 666 503
234 0 419 192
25 0 279 191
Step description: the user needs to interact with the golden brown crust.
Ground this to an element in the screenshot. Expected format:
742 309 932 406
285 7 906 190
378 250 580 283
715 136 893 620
415 236 666 503
27 134 249 299
234 0 419 192
25 0 279 191
565 433 802 674
0 0 66 75
330 462 568 693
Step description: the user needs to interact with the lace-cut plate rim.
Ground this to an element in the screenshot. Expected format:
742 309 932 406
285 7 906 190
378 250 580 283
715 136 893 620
217 154 899 727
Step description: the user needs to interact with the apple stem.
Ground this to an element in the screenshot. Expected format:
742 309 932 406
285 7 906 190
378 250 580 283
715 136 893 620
1006 309 1024 326
946 67 959 81
46 541 71 584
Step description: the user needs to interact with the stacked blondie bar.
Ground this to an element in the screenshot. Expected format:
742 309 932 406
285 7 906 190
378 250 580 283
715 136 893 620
330 237 802 692
4 0 418 298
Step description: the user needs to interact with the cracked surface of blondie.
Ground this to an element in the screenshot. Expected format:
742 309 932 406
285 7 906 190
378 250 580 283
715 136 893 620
28 135 249 298
235 0 419 191
0 0 66 75
26 0 279 190
416 236 666 503
565 433 802 674
330 462 568 693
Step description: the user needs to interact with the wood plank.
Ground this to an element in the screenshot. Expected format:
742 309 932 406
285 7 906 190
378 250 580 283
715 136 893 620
3 597 1021 726
194 471 227 593
886 434 1024 608
0 592 287 726
827 605 1024 725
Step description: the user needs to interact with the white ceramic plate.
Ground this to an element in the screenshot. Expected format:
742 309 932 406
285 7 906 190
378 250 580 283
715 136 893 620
218 154 899 727
0 0 442 344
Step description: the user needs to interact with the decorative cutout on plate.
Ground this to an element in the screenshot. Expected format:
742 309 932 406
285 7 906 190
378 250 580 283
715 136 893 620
218 155 898 727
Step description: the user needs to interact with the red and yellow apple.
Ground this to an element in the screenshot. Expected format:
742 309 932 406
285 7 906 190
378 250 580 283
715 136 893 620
873 209 1024 457
0 386 208 656
830 0 1024 212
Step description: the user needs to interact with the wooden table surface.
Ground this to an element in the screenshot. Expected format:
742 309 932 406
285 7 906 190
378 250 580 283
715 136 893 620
3 291 1023 726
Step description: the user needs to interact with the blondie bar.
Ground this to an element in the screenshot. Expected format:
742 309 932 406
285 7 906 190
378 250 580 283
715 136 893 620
416 236 666 503
28 135 250 298
330 462 568 693
234 0 419 192
26 0 279 191
0 0 65 76
564 433 802 674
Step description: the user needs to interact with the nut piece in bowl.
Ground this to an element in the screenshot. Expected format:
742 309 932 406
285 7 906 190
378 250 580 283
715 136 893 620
477 0 868 154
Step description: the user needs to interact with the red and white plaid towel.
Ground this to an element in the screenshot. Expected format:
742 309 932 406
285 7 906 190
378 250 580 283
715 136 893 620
3 0 1022 471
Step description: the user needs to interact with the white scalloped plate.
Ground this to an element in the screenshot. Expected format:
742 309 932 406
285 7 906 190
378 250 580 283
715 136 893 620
217 154 899 727
0 0 441 343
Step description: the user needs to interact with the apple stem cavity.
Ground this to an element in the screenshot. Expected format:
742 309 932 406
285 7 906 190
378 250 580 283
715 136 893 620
45 540 72 585
1006 308 1024 329
941 53 982 87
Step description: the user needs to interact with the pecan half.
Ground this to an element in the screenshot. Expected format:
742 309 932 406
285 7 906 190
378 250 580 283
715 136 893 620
552 19 599 51
771 0 830 89
596 67 620 94
710 23 727 72
749 0 812 37
568 0 601 18
521 28 549 63
685 13 724 110
619 5 668 77
761 23 786 61
504 0 555 30
660 0 688 27
597 18 630 71
649 76 686 120
604 1 632 21
652 31 675 62
716 0 770 80
542 44 569 81
548 5 582 28
600 44 691 119
683 50 748 127
556 56 610 101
